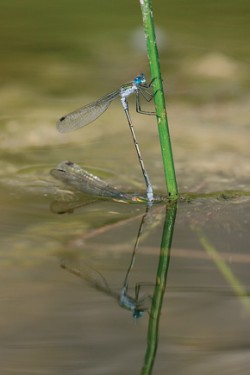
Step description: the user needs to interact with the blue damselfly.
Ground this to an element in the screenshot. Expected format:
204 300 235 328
56 74 155 202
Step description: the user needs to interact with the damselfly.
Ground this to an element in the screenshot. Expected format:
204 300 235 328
50 160 150 203
56 74 155 202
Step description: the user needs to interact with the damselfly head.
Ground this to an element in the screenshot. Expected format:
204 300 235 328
134 73 146 86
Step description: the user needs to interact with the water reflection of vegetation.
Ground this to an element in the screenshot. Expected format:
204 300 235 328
141 202 177 375
192 226 250 312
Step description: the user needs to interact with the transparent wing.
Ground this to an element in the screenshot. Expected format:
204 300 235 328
50 161 128 199
57 90 120 133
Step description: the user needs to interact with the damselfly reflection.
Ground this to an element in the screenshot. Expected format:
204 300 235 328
61 263 150 320
60 206 153 320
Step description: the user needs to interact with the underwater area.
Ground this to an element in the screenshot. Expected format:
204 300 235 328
0 1 250 374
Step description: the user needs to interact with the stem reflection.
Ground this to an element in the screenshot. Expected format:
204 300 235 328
141 202 177 375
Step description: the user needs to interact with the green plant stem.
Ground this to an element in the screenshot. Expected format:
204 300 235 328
139 0 178 199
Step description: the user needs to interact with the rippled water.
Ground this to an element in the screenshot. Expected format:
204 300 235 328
1 1 250 374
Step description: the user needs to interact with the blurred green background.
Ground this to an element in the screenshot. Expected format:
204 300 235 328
1 0 249 99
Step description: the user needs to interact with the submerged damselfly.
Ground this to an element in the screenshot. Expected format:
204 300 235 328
56 74 155 202
51 160 152 203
